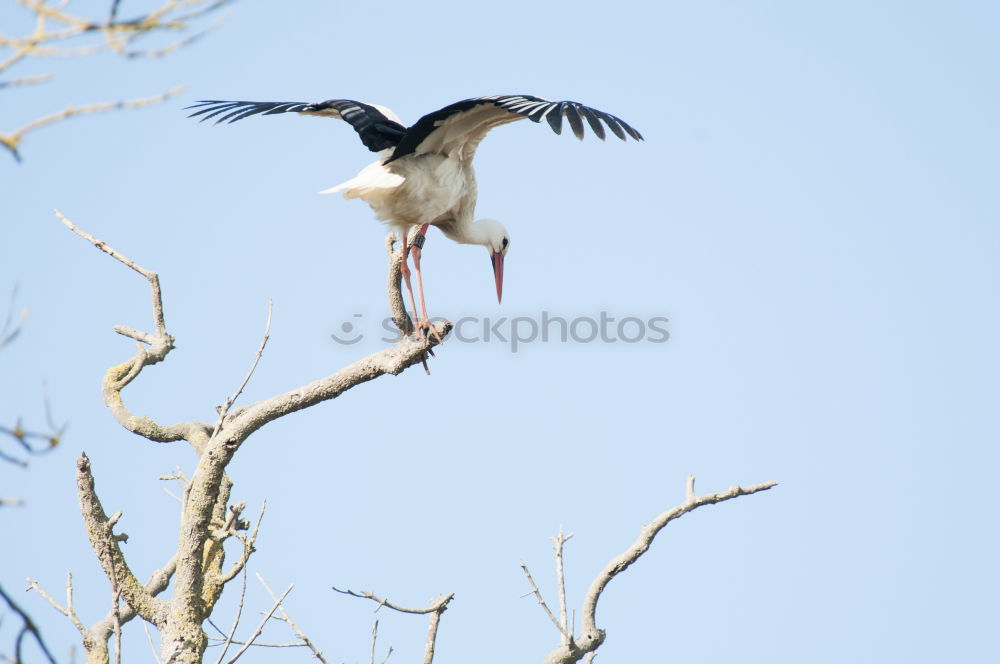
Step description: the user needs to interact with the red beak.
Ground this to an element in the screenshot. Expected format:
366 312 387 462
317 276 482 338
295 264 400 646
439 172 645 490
491 251 504 303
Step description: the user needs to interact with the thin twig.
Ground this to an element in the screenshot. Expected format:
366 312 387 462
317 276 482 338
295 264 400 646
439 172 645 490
0 0 237 163
257 574 328 664
26 577 77 634
211 299 273 440
0 583 58 664
222 584 292 664
55 209 167 336
552 526 574 644
520 563 570 640
334 587 452 664
207 640 306 648
142 619 162 664
220 502 265 585
0 285 28 350
0 72 53 89
2 88 183 161
332 588 445 616
213 564 248 664
0 441 27 467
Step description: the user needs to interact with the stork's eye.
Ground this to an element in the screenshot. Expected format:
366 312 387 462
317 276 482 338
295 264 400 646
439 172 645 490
501 237 509 249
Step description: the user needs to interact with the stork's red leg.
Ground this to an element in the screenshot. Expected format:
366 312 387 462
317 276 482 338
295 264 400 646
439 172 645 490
399 232 421 335
410 224 442 344
398 232 432 373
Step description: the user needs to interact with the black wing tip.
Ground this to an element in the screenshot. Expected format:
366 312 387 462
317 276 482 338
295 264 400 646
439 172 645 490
185 100 239 123
620 121 644 141
184 100 296 125
184 100 228 114
553 102 644 143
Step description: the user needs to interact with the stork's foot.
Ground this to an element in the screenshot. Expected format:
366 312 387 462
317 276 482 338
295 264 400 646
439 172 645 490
414 317 444 345
410 319 439 375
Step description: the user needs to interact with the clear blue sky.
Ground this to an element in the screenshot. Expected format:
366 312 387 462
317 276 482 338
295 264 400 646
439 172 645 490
3 1 998 662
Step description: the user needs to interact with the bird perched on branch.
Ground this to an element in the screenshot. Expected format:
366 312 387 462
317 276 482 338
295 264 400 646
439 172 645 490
188 94 642 339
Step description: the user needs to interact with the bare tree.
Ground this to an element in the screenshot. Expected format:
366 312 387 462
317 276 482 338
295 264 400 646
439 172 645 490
0 0 239 161
23 211 776 664
28 212 446 664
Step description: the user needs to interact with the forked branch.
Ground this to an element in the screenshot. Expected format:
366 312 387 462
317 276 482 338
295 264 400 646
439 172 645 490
56 210 210 446
257 574 329 664
536 475 777 664
28 557 177 664
334 587 454 664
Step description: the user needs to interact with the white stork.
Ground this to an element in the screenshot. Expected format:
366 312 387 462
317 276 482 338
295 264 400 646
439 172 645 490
188 94 642 338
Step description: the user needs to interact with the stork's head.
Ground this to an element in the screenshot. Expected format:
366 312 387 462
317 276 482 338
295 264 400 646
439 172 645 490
476 219 510 304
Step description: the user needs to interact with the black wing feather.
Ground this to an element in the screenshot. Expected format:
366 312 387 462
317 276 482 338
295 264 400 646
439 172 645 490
578 105 606 140
185 99 407 153
563 104 585 140
598 111 627 141
545 103 565 135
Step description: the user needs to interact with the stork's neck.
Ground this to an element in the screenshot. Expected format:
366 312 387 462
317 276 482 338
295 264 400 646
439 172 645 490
439 217 494 248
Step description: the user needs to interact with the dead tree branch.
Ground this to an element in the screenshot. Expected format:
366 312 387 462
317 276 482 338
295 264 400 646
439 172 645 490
28 556 176 664
210 300 273 440
0 583 58 664
0 286 28 350
333 587 453 664
0 413 63 467
519 563 569 641
257 574 329 664
75 453 168 627
536 475 778 664
552 527 573 644
2 287 64 479
1 0 239 161
211 566 248 664
1 88 183 161
221 584 292 664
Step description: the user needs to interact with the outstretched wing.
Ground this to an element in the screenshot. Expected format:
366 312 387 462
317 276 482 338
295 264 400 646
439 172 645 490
186 99 407 153
386 94 643 163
